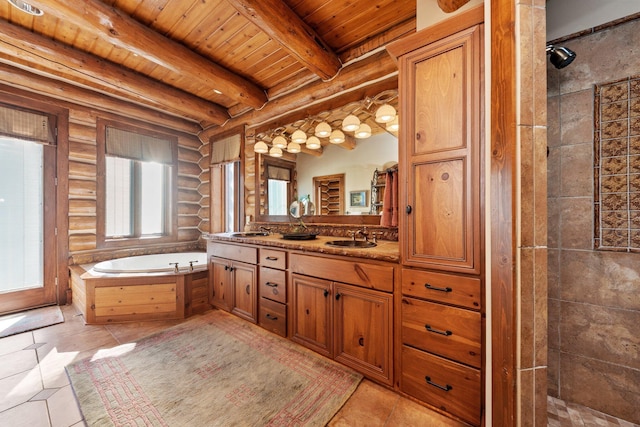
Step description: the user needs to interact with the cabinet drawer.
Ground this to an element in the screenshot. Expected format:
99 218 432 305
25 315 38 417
209 242 257 264
259 267 286 304
260 248 287 270
402 345 481 426
402 297 481 368
402 268 480 310
291 253 394 292
259 297 286 337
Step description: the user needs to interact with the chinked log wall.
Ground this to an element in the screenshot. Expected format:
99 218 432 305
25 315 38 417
66 107 209 262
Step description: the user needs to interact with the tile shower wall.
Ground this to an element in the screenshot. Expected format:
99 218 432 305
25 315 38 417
547 16 640 425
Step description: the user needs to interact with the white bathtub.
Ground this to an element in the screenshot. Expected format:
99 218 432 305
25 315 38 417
92 252 207 274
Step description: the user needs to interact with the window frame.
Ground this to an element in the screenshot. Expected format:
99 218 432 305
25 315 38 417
209 128 244 233
96 118 178 248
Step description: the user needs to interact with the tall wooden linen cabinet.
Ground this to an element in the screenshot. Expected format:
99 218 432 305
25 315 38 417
387 7 484 427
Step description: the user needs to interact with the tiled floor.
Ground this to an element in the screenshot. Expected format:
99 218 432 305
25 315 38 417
0 305 637 427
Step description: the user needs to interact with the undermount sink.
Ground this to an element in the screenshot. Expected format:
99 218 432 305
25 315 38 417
325 240 377 248
230 231 269 237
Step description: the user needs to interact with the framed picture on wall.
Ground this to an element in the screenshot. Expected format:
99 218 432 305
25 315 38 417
350 190 368 207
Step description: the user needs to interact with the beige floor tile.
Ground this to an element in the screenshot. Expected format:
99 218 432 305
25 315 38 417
328 380 399 426
0 368 44 412
0 400 50 427
0 332 34 357
47 385 83 427
0 349 38 380
386 397 467 426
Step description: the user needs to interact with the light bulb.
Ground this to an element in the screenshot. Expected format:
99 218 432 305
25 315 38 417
341 114 360 132
375 104 396 123
291 130 307 144
287 142 301 153
254 140 268 154
306 136 321 149
386 116 399 132
329 129 345 144
269 146 283 157
354 123 371 139
314 122 332 138
272 135 287 148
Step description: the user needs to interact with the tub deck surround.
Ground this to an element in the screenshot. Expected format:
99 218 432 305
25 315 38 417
70 261 210 325
204 233 400 263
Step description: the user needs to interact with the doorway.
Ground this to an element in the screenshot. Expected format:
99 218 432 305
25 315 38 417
0 106 58 314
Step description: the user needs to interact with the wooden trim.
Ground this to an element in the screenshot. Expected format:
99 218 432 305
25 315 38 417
386 4 484 60
490 0 518 425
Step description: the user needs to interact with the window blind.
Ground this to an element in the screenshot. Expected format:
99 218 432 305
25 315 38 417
105 126 173 164
0 105 55 144
210 133 241 165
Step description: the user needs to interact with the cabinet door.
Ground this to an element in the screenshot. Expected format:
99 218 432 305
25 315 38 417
334 283 393 385
231 261 257 323
290 273 333 358
209 256 232 312
401 24 482 274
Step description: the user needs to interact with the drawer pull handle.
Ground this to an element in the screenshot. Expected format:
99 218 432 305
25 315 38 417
425 283 452 293
265 282 278 288
425 376 452 392
266 256 279 261
425 325 452 336
266 314 278 321
246 284 251 294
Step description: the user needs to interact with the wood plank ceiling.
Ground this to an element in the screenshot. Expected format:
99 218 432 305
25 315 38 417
0 0 418 135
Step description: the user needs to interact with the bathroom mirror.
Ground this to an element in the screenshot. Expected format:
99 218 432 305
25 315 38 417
255 132 397 225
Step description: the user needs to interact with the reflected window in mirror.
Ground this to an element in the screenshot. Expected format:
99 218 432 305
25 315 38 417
263 157 296 216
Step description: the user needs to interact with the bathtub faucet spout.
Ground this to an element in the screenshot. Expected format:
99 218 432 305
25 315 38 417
188 260 198 271
169 262 179 273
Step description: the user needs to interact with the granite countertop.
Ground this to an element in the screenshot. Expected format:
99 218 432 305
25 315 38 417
205 233 400 263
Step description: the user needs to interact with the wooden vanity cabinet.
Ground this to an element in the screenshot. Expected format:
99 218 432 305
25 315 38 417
290 253 394 385
388 7 485 426
208 242 258 323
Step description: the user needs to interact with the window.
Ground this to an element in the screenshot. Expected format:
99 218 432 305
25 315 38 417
98 120 177 246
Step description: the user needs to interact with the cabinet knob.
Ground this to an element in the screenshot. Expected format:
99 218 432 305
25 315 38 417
245 284 251 294
335 293 341 300
406 205 412 214
323 289 329 297
358 337 364 347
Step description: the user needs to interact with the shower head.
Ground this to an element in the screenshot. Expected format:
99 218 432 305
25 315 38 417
546 44 576 69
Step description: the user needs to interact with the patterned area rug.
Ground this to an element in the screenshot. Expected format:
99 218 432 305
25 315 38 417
67 309 362 426
0 305 64 338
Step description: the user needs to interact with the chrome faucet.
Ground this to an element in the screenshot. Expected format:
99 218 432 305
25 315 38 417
188 260 198 271
356 227 369 241
259 226 272 234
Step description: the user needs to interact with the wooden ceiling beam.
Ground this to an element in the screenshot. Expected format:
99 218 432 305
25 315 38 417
202 50 398 141
227 0 342 81
0 21 228 127
29 0 268 110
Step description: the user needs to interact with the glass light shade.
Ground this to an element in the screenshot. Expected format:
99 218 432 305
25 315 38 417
341 114 360 132
329 129 345 144
272 135 287 149
354 123 372 139
254 140 269 154
291 130 307 144
306 136 321 149
269 146 283 157
287 142 301 153
375 104 396 123
314 122 332 138
386 115 399 132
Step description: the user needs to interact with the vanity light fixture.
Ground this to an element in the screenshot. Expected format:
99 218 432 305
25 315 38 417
314 122 332 138
305 136 321 149
272 135 288 149
254 140 269 154
375 104 396 123
291 129 307 144
287 142 301 153
269 146 283 157
355 123 372 139
329 129 345 144
342 114 361 132
386 116 399 132
7 0 43 15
